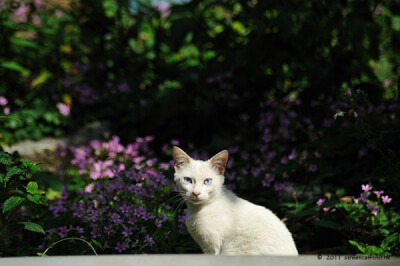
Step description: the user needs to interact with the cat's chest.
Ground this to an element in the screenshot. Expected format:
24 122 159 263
186 205 232 252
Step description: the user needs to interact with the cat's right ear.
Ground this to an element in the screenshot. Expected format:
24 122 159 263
172 146 191 170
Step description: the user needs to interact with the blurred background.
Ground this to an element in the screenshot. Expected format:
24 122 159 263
0 0 399 257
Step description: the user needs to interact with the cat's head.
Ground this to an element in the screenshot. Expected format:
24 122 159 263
172 146 229 205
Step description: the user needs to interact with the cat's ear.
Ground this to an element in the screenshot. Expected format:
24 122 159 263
172 146 191 170
209 150 229 175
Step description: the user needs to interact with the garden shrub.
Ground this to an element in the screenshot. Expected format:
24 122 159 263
43 136 198 254
0 150 48 256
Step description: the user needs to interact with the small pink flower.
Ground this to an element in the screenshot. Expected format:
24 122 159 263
3 107 10 115
316 198 325 206
57 102 70 116
372 206 379 216
34 0 45 9
153 1 171 18
361 184 372 192
374 6 383 15
31 14 41 26
381 195 392 204
323 207 330 212
384 79 391 87
11 4 30 23
84 183 94 193
55 10 64 17
0 96 8 106
373 190 384 197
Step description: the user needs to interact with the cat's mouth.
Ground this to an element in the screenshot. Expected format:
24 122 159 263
188 197 204 204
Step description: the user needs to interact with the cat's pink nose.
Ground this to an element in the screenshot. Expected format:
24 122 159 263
192 192 201 198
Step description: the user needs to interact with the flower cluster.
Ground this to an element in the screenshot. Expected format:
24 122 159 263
354 184 392 216
225 97 322 196
47 136 185 254
0 96 10 115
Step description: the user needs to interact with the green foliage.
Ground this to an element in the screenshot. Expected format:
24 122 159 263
0 151 48 256
0 98 67 145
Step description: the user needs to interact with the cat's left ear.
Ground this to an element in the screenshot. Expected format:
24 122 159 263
172 146 191 170
209 150 229 175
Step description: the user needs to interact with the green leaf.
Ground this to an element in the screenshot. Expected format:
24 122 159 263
21 159 41 171
0 61 29 73
364 245 385 256
10 36 38 48
26 181 39 194
103 0 118 18
392 15 400 31
18 222 46 234
91 239 102 250
27 193 47 206
349 240 365 253
4 166 24 183
2 196 25 213
30 70 52 88
0 152 13 166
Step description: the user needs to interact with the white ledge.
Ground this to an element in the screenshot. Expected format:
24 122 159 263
0 255 399 266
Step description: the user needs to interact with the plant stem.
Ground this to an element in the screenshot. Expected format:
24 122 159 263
40 237 98 256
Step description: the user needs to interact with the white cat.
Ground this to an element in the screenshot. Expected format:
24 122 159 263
172 146 298 255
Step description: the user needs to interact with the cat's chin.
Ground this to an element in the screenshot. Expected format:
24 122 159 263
187 198 206 205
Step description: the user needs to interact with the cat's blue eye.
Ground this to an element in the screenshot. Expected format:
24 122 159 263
183 177 192 184
204 178 212 185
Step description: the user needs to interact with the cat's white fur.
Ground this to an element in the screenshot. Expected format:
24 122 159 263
173 146 298 255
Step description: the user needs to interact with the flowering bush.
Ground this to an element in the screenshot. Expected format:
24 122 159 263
315 184 399 256
43 136 196 254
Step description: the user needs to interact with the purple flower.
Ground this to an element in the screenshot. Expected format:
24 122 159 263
381 195 392 204
361 184 372 192
170 139 180 146
75 226 84 234
122 226 132 237
308 164 318 173
358 193 367 203
273 181 290 194
288 150 296 160
261 173 274 187
118 82 130 93
57 103 70 116
58 226 69 238
110 213 122 224
144 235 155 247
0 96 8 106
115 241 127 253
316 198 325 206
